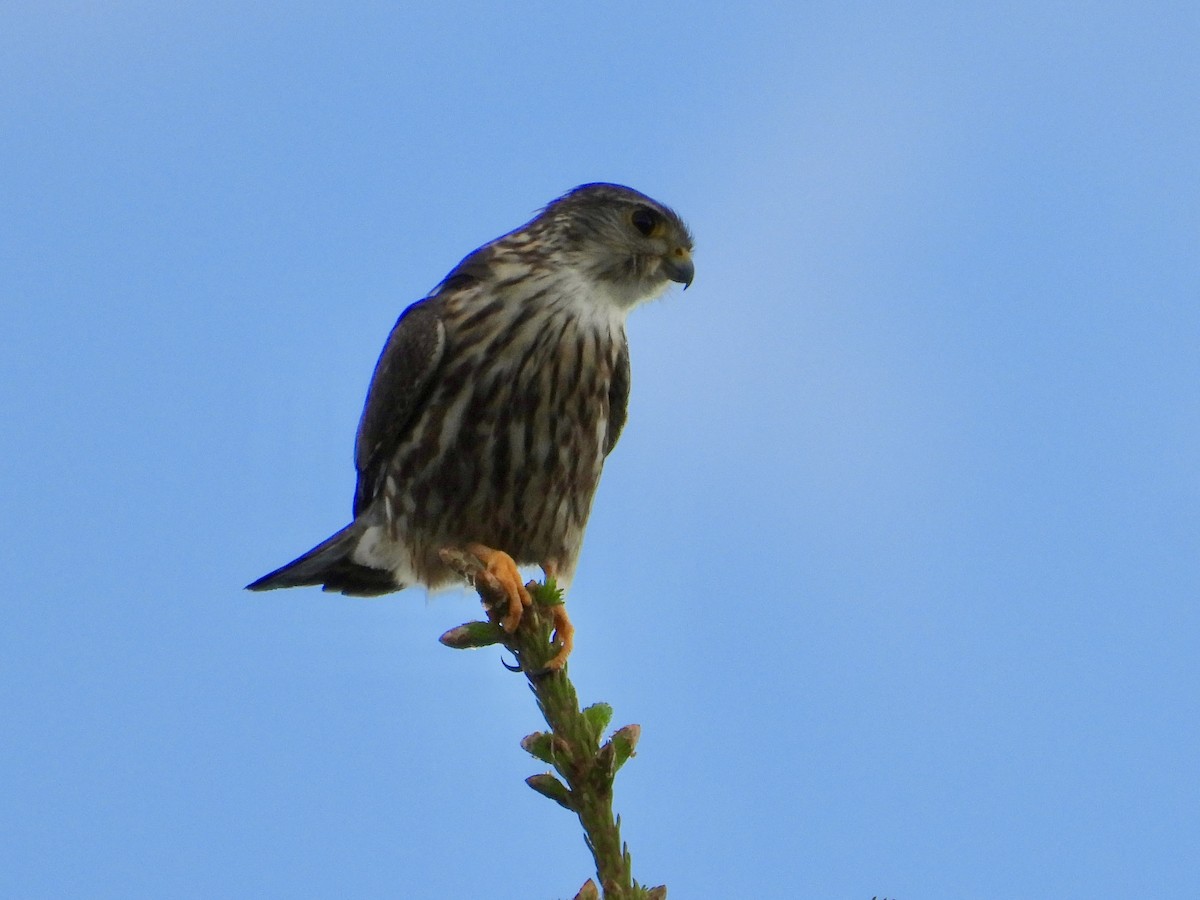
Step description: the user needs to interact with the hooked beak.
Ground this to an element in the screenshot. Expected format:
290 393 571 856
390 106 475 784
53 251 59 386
662 247 694 289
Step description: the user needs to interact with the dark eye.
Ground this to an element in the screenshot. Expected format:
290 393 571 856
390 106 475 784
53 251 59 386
631 206 658 237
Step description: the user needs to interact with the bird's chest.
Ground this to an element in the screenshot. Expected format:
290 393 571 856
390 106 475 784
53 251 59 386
464 311 618 502
393 303 623 558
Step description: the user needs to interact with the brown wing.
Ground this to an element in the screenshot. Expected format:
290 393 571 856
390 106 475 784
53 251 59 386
353 300 446 517
605 334 631 456
352 240 502 516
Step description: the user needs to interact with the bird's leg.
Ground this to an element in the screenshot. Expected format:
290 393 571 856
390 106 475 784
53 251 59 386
465 543 531 633
541 560 574 671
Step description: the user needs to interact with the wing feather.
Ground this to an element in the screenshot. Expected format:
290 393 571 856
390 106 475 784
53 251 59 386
605 335 631 456
353 300 446 516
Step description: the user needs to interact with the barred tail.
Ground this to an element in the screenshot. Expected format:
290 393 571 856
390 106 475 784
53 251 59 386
246 523 398 597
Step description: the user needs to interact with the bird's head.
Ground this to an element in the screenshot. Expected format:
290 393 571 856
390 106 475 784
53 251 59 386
537 183 694 309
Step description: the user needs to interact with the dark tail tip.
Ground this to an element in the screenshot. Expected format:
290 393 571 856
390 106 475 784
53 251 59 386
246 523 399 597
245 570 288 591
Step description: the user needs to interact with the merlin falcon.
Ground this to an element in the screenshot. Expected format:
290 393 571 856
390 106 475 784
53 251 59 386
248 183 694 669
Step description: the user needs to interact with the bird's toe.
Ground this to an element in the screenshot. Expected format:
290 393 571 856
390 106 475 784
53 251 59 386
465 543 531 633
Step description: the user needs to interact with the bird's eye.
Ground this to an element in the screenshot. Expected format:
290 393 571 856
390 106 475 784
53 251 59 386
631 207 658 237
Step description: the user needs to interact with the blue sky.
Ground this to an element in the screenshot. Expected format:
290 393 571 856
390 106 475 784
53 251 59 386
3 3 1197 898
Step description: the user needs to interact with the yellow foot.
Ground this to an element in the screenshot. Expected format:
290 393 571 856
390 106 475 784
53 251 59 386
465 543 531 633
544 603 575 671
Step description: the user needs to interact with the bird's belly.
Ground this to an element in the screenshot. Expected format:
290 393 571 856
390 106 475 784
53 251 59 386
381 340 615 585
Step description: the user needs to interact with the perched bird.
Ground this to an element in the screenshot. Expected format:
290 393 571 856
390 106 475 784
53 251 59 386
247 183 693 668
